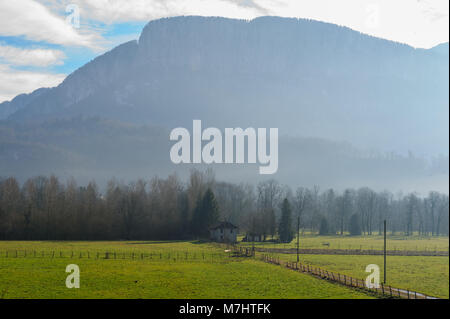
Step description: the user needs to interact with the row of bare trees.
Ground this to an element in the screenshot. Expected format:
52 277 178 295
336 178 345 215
245 185 449 238
0 171 448 240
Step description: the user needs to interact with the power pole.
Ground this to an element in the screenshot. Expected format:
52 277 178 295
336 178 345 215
384 219 387 284
297 214 300 262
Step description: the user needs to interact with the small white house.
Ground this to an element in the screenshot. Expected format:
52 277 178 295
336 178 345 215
209 221 238 243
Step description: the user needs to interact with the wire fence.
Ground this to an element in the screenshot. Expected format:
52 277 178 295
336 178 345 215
0 249 234 262
259 254 440 299
239 243 449 255
250 247 448 256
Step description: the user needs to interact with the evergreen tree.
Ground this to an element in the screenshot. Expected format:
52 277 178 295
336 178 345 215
278 198 294 243
202 188 219 229
319 217 329 235
268 208 276 240
191 195 203 238
349 213 362 236
192 188 220 238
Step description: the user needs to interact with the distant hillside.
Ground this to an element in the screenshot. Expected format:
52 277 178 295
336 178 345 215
0 88 50 120
0 117 447 193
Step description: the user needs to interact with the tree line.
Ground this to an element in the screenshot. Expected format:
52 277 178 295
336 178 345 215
0 170 448 241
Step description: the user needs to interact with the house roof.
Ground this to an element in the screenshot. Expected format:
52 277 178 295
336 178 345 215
210 221 238 230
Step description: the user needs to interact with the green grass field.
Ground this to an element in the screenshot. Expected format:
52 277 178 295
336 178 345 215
0 241 371 299
263 252 449 298
239 234 449 251
0 239 447 299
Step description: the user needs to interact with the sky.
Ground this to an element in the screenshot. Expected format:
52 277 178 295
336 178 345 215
0 0 448 103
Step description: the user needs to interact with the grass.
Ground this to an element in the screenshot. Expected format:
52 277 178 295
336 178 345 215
0 241 372 299
264 252 449 299
239 234 449 252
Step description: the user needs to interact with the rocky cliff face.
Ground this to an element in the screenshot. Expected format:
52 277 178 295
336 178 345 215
2 16 447 154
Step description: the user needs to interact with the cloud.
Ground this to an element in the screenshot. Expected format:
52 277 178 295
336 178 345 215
0 45 66 67
77 0 263 23
0 0 98 48
0 65 65 102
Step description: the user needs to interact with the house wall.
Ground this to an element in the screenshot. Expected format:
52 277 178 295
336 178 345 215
210 228 237 243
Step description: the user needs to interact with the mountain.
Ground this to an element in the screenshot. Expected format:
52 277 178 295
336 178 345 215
0 87 50 120
429 42 449 56
0 16 448 192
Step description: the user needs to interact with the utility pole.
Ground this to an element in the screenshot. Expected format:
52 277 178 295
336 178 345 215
297 214 300 262
384 219 387 284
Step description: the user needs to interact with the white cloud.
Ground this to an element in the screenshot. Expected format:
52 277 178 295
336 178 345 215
253 0 449 48
0 0 98 48
0 65 65 102
0 45 66 67
77 0 262 23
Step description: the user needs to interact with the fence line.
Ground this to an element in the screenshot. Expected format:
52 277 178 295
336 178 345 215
248 247 448 257
259 254 439 299
0 250 232 262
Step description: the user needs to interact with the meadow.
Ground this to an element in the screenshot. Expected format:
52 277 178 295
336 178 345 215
257 253 449 298
0 240 371 299
0 239 447 299
239 234 449 252
239 235 449 298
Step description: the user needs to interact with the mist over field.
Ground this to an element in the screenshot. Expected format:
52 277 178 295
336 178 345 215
0 16 448 194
